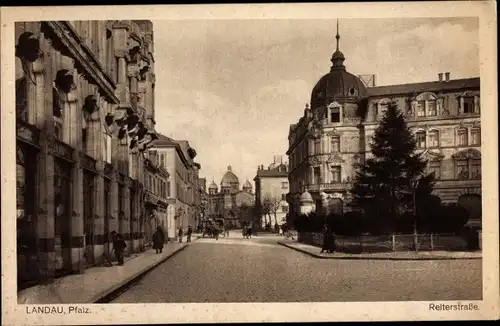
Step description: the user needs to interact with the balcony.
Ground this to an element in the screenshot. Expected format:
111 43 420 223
307 182 349 192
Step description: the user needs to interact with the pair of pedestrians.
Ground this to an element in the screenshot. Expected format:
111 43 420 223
178 225 193 243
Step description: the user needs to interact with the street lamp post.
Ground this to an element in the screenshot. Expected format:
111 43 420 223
412 178 421 252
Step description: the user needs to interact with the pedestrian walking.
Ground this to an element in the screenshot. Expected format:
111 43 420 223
152 226 165 254
320 224 330 254
111 231 127 266
242 225 247 239
248 222 253 239
187 225 193 243
178 227 184 243
279 225 283 236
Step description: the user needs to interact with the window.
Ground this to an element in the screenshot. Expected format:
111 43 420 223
417 101 426 117
331 136 340 153
282 205 289 213
416 131 426 149
457 128 468 146
428 161 441 180
82 128 88 152
456 160 469 180
427 100 437 116
456 157 482 180
330 107 340 123
331 166 341 182
159 153 166 168
281 182 288 189
378 102 389 117
428 130 439 148
281 194 286 201
314 138 321 154
463 96 475 114
471 128 481 145
53 88 63 140
471 159 481 179
313 167 321 184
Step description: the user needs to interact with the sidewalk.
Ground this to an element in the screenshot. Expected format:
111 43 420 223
277 239 482 260
18 238 198 304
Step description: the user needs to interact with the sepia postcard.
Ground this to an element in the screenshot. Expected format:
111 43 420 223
1 2 499 324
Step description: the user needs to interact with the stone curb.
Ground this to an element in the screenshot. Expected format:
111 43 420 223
277 241 482 261
92 237 199 303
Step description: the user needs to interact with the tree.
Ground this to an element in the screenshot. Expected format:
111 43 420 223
262 193 281 226
349 103 435 233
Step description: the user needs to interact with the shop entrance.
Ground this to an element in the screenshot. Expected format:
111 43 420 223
54 158 73 275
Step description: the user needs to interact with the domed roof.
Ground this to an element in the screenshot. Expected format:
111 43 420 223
209 180 217 189
221 165 239 185
300 191 313 202
243 180 252 189
310 21 367 107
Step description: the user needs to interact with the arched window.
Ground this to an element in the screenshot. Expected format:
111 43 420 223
377 98 391 117
53 87 63 140
428 130 440 148
453 149 481 180
415 131 426 149
415 92 437 117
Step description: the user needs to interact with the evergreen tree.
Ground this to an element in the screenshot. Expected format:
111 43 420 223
349 103 435 233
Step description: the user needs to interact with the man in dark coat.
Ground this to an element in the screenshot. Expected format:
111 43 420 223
152 226 165 254
111 231 127 265
178 227 184 243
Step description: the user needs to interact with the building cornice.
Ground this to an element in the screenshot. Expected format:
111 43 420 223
45 21 119 104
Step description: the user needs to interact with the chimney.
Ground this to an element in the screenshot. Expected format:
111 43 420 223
372 74 376 87
445 72 450 82
438 73 443 82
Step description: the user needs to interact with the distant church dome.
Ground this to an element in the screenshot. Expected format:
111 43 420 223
243 180 252 190
209 180 218 190
310 20 367 109
221 165 239 186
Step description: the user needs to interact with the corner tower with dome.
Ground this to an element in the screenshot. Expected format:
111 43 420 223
286 20 481 229
206 166 255 228
287 20 368 218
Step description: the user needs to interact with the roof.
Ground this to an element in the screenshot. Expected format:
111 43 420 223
367 77 480 97
255 164 288 179
221 166 239 185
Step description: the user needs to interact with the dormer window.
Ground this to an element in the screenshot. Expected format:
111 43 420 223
330 107 340 123
427 100 437 116
417 101 426 117
463 96 475 114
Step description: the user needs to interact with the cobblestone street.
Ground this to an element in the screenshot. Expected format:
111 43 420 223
111 232 482 303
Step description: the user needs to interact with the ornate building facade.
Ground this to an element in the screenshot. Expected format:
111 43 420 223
287 24 481 227
254 156 290 228
207 166 255 228
16 20 158 289
152 135 201 239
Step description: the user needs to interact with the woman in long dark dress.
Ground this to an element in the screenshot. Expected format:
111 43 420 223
152 226 165 254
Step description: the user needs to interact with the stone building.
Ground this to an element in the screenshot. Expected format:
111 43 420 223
254 156 290 228
152 135 200 239
286 24 481 227
207 166 255 228
15 20 158 289
143 150 173 244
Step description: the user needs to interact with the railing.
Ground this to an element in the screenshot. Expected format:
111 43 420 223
298 232 471 252
307 182 349 192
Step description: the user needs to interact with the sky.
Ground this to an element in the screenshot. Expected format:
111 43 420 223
152 17 479 186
